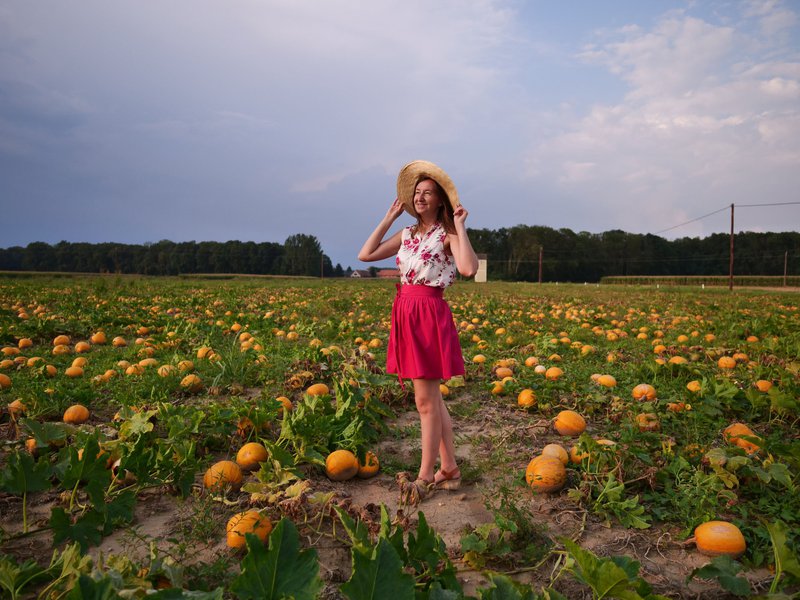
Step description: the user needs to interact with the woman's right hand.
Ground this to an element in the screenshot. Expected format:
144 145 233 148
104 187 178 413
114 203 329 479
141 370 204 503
385 198 404 222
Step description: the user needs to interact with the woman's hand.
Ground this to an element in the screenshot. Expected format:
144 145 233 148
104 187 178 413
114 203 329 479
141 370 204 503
385 198 404 222
453 205 469 228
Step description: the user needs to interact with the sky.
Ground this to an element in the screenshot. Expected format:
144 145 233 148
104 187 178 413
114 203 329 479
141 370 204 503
1 0 798 270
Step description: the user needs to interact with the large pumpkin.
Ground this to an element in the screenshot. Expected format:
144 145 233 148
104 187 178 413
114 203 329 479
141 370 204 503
203 460 243 491
226 511 272 549
236 442 268 471
306 383 330 396
525 455 566 493
325 449 359 481
553 410 586 436
694 521 746 558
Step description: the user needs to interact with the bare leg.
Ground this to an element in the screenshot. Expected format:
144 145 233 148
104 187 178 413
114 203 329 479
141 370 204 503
413 378 457 483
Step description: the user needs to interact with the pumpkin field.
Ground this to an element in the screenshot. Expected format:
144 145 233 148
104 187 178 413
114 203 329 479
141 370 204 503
1 276 798 599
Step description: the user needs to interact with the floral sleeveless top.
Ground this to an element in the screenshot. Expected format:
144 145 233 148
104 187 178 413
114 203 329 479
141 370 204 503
396 222 456 288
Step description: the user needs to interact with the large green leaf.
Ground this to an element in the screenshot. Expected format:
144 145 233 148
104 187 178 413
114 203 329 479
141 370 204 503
54 437 111 490
0 450 52 495
340 538 415 600
0 555 51 600
689 555 751 596
765 519 800 590
230 518 322 600
563 539 669 600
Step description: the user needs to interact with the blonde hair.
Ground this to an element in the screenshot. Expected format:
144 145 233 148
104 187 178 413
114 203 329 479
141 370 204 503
414 178 456 234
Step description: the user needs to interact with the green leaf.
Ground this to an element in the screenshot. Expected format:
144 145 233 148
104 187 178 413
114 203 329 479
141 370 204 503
0 555 51 600
117 409 157 440
689 555 751 596
766 519 800 584
407 512 446 574
0 450 52 495
20 418 69 449
563 539 669 600
50 507 104 551
66 573 120 600
230 519 323 600
476 573 537 599
54 437 111 490
333 505 372 554
340 538 415 600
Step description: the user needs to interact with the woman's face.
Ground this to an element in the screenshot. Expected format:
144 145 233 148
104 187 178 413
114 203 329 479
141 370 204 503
413 179 441 217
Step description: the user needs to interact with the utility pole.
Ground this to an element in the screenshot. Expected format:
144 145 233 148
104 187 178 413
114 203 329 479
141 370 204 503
784 250 789 287
729 203 734 291
538 246 543 284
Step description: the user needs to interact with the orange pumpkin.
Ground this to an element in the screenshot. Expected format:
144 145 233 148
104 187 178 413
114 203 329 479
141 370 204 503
517 388 536 408
226 511 272 548
180 374 203 393
694 521 746 558
717 356 737 369
631 383 656 401
553 410 586 436
525 455 566 493
306 383 330 396
325 449 358 481
357 451 380 479
545 366 564 381
596 374 617 388
236 442 268 471
203 460 243 491
63 404 90 424
635 413 660 432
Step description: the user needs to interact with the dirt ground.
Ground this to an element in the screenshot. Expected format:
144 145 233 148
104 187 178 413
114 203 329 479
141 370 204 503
0 393 775 599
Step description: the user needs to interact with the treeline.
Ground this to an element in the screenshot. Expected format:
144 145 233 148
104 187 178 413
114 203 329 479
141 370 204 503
0 235 345 277
1 227 798 281
468 226 800 282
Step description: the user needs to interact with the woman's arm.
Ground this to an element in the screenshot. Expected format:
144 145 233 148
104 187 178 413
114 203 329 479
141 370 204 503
357 199 405 262
447 206 479 278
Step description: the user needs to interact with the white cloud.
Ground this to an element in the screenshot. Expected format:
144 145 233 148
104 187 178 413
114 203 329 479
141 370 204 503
525 1 800 237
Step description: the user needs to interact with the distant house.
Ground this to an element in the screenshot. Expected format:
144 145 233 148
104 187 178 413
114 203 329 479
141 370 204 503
377 269 401 279
351 269 372 278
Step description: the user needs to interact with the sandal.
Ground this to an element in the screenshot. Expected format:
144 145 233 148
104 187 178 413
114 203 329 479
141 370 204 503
434 467 461 491
396 471 433 506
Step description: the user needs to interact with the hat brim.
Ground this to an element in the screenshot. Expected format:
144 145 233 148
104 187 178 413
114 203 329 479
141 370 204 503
396 160 460 217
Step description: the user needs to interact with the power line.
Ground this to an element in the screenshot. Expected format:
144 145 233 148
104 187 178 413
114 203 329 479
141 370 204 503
736 201 800 208
652 205 729 235
651 201 800 236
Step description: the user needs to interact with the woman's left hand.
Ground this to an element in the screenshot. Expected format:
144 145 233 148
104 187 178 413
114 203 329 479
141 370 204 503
453 206 469 228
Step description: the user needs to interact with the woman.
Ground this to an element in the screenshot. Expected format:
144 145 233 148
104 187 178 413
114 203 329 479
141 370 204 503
358 160 478 503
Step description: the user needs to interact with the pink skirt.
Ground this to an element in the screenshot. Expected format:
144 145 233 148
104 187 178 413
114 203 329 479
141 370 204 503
386 284 465 381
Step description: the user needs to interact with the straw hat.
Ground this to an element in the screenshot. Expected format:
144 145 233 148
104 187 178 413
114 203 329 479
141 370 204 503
396 160 460 217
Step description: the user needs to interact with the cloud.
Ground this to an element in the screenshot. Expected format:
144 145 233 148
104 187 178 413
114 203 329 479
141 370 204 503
525 1 800 238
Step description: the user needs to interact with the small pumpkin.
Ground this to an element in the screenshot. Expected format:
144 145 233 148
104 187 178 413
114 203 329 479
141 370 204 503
694 521 746 558
635 412 660 432
306 383 330 396
236 442 268 471
540 443 569 465
544 366 564 381
717 356 737 369
525 455 566 493
553 410 586 436
226 510 272 549
203 460 243 491
325 449 359 481
631 383 656 401
63 404 90 424
357 451 380 479
517 388 536 409
596 374 617 388
180 374 203 393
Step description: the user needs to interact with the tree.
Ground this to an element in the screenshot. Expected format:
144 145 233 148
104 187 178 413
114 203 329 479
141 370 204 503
281 234 326 276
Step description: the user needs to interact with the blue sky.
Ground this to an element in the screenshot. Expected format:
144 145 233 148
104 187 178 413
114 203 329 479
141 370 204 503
1 1 798 269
